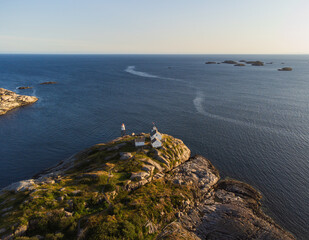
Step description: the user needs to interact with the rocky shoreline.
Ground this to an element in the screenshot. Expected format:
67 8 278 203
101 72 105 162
0 134 295 239
0 88 38 116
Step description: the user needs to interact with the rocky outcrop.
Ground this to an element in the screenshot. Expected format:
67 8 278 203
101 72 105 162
157 156 295 240
0 88 38 116
246 61 264 66
234 63 245 67
168 155 219 195
278 67 293 71
17 86 32 90
205 61 217 64
39 81 57 85
1 179 37 193
0 135 295 240
222 60 238 64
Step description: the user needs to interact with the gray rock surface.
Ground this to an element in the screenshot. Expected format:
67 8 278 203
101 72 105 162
130 171 150 181
0 88 38 115
1 179 37 193
120 152 133 160
157 155 295 240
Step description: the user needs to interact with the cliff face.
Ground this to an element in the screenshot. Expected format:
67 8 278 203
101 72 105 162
0 88 38 116
0 134 294 240
158 156 294 240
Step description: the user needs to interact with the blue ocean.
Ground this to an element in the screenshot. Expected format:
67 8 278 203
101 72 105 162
0 54 308 239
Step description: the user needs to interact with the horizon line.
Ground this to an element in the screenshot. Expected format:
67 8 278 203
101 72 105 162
0 53 309 55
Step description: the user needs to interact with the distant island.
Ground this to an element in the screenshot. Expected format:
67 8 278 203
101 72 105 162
0 128 295 239
40 81 57 85
205 60 295 71
17 87 33 90
278 67 293 71
0 88 38 116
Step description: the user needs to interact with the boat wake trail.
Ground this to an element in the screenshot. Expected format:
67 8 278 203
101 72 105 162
125 66 186 83
125 66 159 78
32 88 37 97
193 91 246 125
193 91 295 137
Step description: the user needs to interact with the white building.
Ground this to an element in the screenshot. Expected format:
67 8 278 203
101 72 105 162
135 136 145 147
150 127 162 141
151 137 162 148
150 125 163 148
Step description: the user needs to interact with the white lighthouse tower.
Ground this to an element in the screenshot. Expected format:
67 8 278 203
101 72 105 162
121 123 126 137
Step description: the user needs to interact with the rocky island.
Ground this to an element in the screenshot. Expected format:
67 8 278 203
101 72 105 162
40 81 57 85
234 63 245 67
0 88 38 116
222 60 238 64
278 67 293 71
17 87 33 90
0 133 295 239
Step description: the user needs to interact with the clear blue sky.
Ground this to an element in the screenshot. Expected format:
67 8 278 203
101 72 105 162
1 0 309 54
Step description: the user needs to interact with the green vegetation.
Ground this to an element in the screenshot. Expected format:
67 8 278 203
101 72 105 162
0 134 191 239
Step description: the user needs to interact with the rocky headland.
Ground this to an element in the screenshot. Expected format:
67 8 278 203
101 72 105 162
0 88 38 116
0 134 295 239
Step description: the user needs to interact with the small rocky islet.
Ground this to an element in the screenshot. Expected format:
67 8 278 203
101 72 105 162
278 67 293 71
17 87 33 90
205 60 293 70
222 60 264 66
0 132 295 239
0 88 38 116
39 81 57 85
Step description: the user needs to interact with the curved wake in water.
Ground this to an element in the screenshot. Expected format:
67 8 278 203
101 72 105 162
193 91 247 126
125 66 186 83
125 66 159 78
193 91 299 137
31 88 37 97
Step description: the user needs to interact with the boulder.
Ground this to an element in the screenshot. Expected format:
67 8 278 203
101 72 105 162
130 172 150 181
140 158 163 172
1 179 37 193
120 152 132 160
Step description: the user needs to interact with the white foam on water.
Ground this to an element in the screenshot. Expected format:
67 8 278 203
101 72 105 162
193 91 246 126
125 66 159 78
31 88 37 97
193 91 298 137
125 66 186 83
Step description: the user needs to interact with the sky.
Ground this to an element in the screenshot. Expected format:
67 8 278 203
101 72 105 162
1 0 309 54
